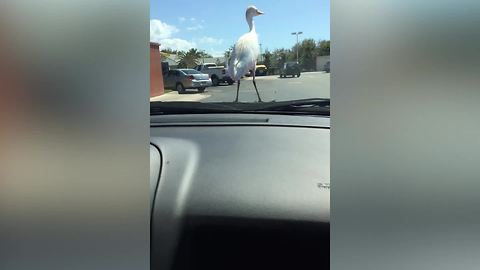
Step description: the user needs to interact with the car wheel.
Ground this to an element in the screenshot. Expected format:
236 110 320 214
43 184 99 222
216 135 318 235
198 87 205 93
176 83 185 93
297 73 301 77
211 76 219 86
228 80 234 85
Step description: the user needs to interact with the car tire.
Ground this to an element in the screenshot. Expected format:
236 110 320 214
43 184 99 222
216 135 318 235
211 76 219 86
198 87 205 93
176 83 185 94
228 80 234 85
297 73 301 77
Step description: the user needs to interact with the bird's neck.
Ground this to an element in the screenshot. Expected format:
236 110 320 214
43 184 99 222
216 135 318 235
247 15 255 32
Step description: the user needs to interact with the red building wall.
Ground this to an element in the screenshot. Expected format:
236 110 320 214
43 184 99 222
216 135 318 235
150 42 164 97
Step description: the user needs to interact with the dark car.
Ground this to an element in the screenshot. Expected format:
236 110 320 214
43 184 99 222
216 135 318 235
324 61 330 73
280 62 301 78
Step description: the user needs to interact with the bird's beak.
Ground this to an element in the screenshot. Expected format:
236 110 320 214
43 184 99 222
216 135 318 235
256 10 264 15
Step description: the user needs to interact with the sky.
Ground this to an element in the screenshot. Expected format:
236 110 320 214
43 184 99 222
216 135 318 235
150 0 330 57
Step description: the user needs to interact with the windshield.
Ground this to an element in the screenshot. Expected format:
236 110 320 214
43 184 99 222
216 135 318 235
150 0 330 109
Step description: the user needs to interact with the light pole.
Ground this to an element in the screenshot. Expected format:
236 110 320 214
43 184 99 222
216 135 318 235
291 31 303 63
259 43 263 62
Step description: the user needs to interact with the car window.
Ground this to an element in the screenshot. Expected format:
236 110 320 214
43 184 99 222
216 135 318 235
150 1 330 110
182 69 202 75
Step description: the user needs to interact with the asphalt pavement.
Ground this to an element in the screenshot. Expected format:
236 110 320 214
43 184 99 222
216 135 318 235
151 71 330 103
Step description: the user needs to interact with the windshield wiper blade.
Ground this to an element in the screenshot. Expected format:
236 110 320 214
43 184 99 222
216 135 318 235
150 98 330 116
247 98 330 115
150 101 242 115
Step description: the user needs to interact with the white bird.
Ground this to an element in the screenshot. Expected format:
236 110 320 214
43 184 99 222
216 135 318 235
227 6 264 102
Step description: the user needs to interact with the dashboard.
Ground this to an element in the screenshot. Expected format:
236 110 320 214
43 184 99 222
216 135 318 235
150 113 330 269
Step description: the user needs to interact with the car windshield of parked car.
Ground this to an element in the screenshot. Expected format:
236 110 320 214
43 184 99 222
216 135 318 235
182 69 202 75
150 0 330 113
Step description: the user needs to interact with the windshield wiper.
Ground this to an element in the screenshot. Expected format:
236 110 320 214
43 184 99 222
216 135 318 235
150 101 243 115
150 98 330 116
246 98 330 116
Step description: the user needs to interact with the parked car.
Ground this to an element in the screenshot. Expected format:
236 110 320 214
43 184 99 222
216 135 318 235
255 64 268 76
163 69 211 93
246 64 268 77
280 62 301 78
195 63 234 86
324 61 330 73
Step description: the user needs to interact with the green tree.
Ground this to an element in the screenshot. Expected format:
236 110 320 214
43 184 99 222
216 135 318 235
269 48 291 74
262 49 272 73
177 48 202 68
161 48 179 54
224 45 234 60
298 38 317 71
316 40 330 56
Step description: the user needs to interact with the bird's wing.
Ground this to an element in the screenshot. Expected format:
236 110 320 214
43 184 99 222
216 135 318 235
229 32 260 80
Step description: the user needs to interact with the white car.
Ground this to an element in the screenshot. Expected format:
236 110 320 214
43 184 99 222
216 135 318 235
195 63 234 86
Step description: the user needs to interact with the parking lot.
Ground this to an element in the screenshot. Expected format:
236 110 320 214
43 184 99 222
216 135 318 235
151 71 330 103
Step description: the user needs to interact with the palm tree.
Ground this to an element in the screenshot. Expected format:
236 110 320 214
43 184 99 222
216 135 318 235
224 45 234 61
177 48 202 68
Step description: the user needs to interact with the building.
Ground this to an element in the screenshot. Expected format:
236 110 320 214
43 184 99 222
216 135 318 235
162 54 179 69
201 57 227 66
150 42 164 97
316 55 330 71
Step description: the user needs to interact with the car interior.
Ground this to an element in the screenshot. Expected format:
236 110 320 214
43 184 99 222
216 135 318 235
150 111 330 269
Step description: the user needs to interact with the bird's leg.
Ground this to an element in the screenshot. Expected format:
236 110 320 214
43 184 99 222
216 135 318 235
252 71 263 102
234 80 240 102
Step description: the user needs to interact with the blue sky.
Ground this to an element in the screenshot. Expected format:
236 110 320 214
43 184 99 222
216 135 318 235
150 0 330 57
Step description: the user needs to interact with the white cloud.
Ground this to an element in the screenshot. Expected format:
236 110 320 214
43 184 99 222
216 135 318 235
161 38 197 51
207 49 226 57
150 19 196 51
150 19 178 40
183 18 206 31
197 36 224 45
186 24 204 31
